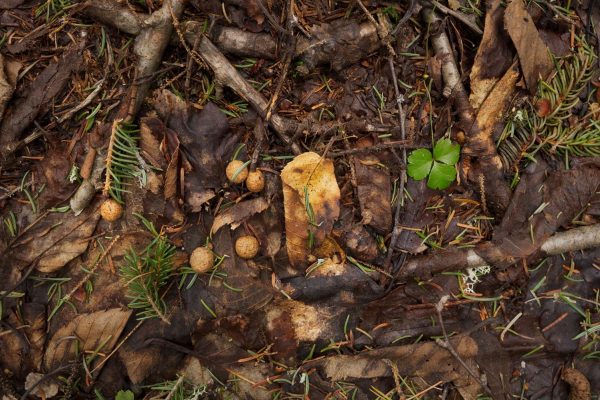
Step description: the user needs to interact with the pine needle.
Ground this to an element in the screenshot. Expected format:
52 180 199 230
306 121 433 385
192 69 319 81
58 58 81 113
119 218 175 324
498 38 599 170
103 119 141 203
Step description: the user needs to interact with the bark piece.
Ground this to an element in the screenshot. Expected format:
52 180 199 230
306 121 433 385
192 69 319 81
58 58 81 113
504 0 553 94
469 0 514 108
354 156 392 233
0 41 84 160
44 308 132 371
281 152 340 269
24 373 59 399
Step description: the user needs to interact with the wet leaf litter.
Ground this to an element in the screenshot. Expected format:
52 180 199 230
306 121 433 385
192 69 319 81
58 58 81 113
0 1 599 399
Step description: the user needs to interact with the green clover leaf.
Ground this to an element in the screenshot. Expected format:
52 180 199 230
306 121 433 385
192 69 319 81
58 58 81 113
433 138 460 165
115 390 135 400
407 139 460 190
406 148 433 180
428 162 457 190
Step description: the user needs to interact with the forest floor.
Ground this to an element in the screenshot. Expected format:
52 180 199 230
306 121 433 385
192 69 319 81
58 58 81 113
0 0 599 399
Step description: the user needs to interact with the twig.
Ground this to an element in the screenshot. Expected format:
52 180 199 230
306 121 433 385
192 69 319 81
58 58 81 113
57 78 105 123
19 364 74 400
61 235 120 304
90 319 144 375
422 8 463 97
399 223 600 280
164 375 185 400
329 140 414 157
435 296 493 397
421 0 483 35
195 35 302 154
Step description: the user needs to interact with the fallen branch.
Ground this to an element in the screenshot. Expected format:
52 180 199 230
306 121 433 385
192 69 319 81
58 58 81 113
399 223 600 280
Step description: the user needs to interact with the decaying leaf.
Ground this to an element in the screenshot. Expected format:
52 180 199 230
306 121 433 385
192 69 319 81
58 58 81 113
469 0 514 108
313 335 478 382
152 90 236 212
265 299 345 362
9 201 101 273
139 118 167 170
24 372 59 399
44 308 132 371
207 228 273 313
281 152 340 269
354 156 392 233
0 41 85 160
211 197 269 235
504 0 553 94
0 54 17 122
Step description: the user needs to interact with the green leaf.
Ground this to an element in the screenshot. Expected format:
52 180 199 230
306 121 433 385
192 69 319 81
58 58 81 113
433 138 460 165
427 162 457 190
407 148 433 180
115 390 135 400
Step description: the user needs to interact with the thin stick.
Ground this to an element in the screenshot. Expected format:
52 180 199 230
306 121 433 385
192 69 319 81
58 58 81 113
90 319 144 375
164 375 185 400
329 140 414 157
435 296 494 397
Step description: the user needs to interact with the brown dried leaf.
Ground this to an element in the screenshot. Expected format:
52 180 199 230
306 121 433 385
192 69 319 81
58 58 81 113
44 308 132 371
22 303 46 371
469 0 514 108
315 336 478 381
281 152 340 269
139 117 167 170
164 142 179 200
0 54 16 121
211 197 269 235
9 201 100 273
354 156 391 233
0 41 85 158
504 0 553 94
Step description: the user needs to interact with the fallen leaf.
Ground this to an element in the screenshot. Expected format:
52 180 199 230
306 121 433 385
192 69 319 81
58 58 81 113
211 197 269 235
504 0 553 94
0 0 26 9
44 308 132 371
0 41 85 160
469 0 514 108
139 117 167 170
354 156 392 233
0 54 16 121
9 201 100 273
24 373 59 399
281 152 340 269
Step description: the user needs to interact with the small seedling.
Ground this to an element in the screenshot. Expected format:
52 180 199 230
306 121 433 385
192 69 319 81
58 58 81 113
407 138 460 190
